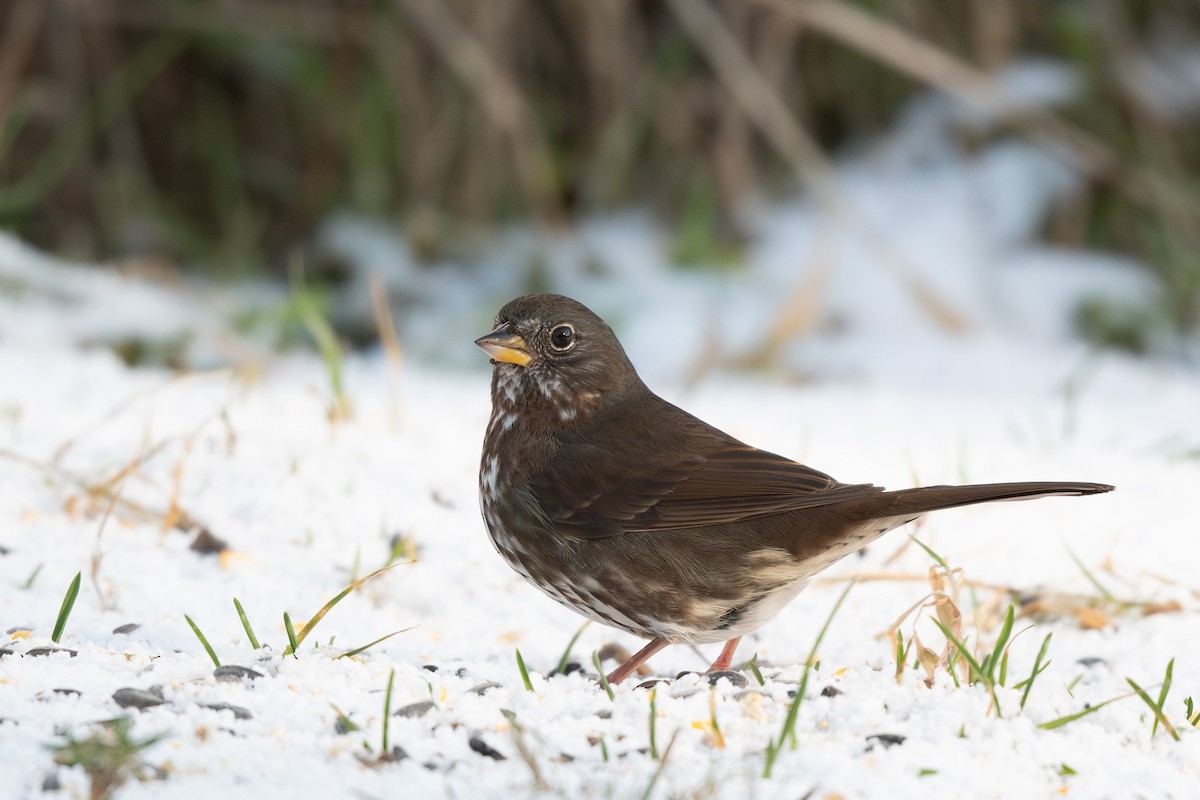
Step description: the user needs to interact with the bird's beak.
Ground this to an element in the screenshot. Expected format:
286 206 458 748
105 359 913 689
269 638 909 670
475 323 533 367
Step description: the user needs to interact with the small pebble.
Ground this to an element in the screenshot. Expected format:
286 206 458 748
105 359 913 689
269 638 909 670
27 647 77 658
41 774 60 791
6 626 32 635
394 700 436 719
113 687 166 709
597 709 612 719
469 681 501 696
549 661 584 677
214 665 263 682
469 735 505 760
1077 657 1108 668
866 733 906 750
421 664 439 672
704 670 748 688
112 623 141 635
821 685 843 698
190 528 228 554
383 745 409 762
53 688 81 697
202 703 252 720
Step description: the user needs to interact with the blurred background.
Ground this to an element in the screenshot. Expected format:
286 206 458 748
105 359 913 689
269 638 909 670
2 0 1199 370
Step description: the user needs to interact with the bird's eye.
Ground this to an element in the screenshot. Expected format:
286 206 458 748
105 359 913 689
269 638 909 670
549 324 575 351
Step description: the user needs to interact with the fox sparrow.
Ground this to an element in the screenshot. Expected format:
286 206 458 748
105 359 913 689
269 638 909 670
476 294 1113 686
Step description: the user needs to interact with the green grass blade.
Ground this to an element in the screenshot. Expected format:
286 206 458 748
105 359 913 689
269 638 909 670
185 614 221 667
709 685 722 739
289 260 348 417
639 730 678 800
21 563 43 590
648 689 659 759
742 652 765 686
947 646 962 687
283 562 406 655
593 650 615 701
516 648 534 691
1038 692 1130 730
766 580 855 777
932 618 1001 719
382 669 395 752
337 627 415 659
330 703 360 733
1127 676 1179 741
1018 633 1053 709
51 572 82 644
1183 696 1199 727
1152 658 1174 738
283 612 299 655
909 535 951 571
985 605 1016 683
1067 547 1115 602
555 622 589 674
232 598 260 650
762 740 779 778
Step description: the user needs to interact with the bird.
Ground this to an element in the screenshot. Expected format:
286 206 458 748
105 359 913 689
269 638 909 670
475 293 1113 686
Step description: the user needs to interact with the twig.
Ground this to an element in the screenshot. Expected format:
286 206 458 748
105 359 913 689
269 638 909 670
397 0 560 224
752 0 1199 226
664 0 836 203
51 370 229 466
0 444 210 537
665 0 970 334
90 484 123 612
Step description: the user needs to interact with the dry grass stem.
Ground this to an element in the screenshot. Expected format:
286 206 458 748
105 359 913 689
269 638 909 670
369 273 405 428
670 0 970 335
757 0 1200 226
398 0 560 225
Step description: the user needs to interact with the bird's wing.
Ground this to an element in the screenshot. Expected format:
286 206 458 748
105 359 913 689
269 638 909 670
542 442 883 539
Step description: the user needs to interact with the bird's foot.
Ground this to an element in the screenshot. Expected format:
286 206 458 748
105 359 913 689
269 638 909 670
602 636 670 686
702 636 743 674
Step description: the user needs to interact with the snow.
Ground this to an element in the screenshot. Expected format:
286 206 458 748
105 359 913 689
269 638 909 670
3 90 1199 798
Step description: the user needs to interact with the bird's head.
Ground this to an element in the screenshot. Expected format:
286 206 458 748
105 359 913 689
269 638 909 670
476 294 639 423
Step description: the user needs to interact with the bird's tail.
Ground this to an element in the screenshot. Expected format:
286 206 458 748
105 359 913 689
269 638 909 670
844 481 1113 527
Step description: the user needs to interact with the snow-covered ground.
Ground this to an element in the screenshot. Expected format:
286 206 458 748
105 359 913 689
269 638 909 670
3 94 1199 797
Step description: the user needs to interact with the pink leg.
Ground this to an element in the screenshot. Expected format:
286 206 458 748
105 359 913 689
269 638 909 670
605 637 670 685
705 636 743 672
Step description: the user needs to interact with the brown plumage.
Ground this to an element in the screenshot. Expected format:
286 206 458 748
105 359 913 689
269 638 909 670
476 294 1113 685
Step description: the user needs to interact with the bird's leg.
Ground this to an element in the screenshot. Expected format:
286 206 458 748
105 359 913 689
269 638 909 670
605 637 670 685
705 636 743 672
